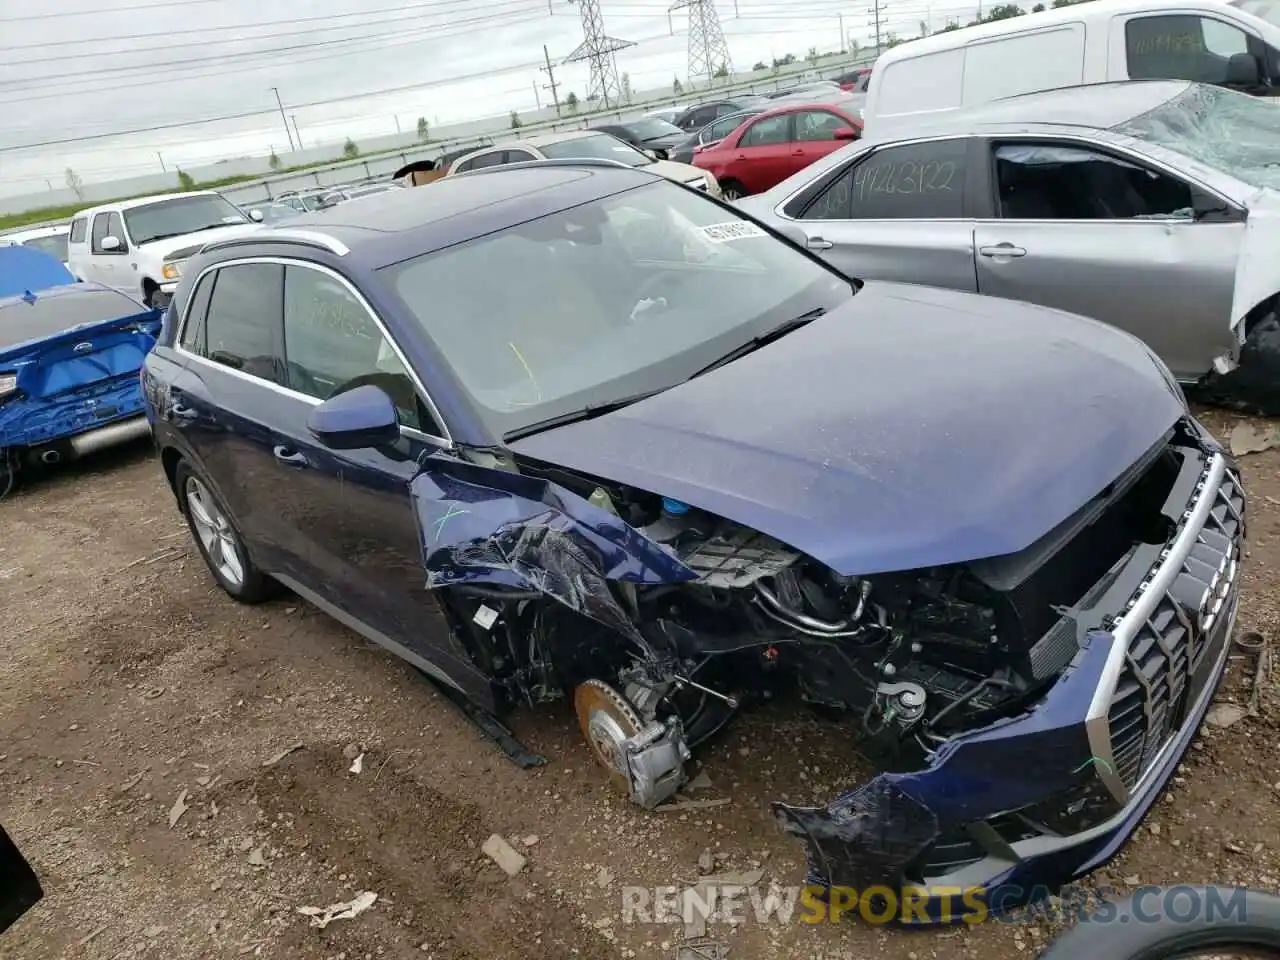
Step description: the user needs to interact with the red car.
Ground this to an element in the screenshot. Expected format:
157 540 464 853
690 102 862 201
833 66 873 92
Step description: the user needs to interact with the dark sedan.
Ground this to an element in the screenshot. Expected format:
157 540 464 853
591 118 687 159
670 95 771 131
142 161 1240 922
667 107 764 164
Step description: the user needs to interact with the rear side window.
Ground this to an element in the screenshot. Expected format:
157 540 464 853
800 138 968 220
69 218 87 243
457 151 505 172
201 263 284 383
505 149 537 162
179 271 218 354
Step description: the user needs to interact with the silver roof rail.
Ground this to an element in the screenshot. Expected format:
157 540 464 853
200 228 350 257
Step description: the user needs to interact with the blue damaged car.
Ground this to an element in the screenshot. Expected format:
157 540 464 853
0 246 161 496
141 161 1245 920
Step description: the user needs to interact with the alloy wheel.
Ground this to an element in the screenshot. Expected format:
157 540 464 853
184 476 245 589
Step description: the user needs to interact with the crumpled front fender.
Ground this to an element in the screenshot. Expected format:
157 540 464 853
411 455 698 641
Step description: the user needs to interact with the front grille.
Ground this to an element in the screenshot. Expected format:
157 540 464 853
1107 462 1244 789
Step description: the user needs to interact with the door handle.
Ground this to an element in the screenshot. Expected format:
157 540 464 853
978 243 1027 258
806 236 834 250
736 153 748 160
272 445 309 468
792 149 806 156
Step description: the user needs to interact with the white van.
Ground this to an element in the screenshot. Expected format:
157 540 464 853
862 0 1280 132
66 191 263 308
0 224 72 270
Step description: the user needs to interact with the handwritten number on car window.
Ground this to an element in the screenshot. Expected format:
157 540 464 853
854 160 957 200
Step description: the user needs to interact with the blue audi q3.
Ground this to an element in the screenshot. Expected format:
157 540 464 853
141 160 1245 921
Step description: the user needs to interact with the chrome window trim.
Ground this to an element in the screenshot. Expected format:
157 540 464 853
172 255 452 448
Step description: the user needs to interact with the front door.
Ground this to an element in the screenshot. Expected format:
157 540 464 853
730 113 796 194
268 261 492 704
789 108 858 176
973 138 1243 379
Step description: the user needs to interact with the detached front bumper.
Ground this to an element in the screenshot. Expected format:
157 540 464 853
775 439 1245 923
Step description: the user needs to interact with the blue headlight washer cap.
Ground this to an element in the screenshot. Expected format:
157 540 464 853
661 497 691 516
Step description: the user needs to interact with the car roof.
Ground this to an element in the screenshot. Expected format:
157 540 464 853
863 79 1192 142
72 190 222 219
0 224 69 242
754 98 861 120
875 0 1244 66
237 164 662 268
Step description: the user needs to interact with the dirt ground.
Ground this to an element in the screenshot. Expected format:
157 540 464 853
3 408 1280 960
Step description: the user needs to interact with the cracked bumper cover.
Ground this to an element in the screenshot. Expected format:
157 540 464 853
774 447 1244 923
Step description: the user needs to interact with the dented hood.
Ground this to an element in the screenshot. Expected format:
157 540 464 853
508 281 1185 576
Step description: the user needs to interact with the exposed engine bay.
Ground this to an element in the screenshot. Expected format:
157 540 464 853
433 423 1189 811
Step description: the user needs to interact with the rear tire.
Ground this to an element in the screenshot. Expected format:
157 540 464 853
174 460 276 603
719 179 747 201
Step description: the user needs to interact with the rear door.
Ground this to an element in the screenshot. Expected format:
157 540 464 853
169 260 302 577
729 113 796 193
781 135 979 292
971 137 1243 379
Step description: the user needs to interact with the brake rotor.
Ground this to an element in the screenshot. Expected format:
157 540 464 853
574 679 644 794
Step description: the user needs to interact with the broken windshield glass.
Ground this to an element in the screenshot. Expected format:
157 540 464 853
1116 83 1280 192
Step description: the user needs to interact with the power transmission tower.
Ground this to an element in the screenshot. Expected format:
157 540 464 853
670 0 733 86
867 0 886 50
540 43 562 116
563 0 634 108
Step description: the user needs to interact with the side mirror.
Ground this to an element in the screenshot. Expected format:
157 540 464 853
833 126 859 140
306 384 401 450
101 236 122 252
248 208 265 223
1227 52 1261 86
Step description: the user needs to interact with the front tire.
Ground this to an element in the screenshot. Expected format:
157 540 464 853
719 179 747 201
174 460 275 603
1194 309 1280 415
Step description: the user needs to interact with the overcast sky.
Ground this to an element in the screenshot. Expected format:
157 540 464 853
0 0 981 198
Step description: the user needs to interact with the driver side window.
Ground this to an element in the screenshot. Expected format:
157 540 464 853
282 264 435 433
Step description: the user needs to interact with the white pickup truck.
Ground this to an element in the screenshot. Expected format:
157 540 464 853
66 191 263 308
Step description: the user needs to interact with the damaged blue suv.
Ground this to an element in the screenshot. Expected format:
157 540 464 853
142 161 1244 920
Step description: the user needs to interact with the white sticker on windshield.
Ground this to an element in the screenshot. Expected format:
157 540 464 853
698 221 766 243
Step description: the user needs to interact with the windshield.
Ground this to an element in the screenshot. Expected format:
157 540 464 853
627 118 684 139
1230 0 1280 26
21 234 68 262
383 180 852 439
539 134 652 166
1115 83 1280 190
123 194 248 245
